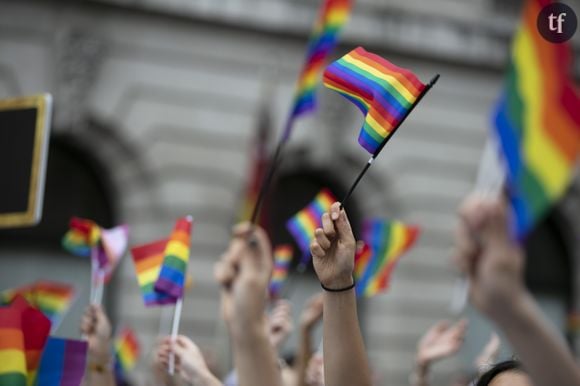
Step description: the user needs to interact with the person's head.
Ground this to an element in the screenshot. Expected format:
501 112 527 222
475 360 531 386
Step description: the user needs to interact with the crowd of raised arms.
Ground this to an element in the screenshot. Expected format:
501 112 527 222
78 195 580 386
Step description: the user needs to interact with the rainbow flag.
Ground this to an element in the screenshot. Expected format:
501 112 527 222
131 239 177 306
354 242 372 280
323 47 427 154
61 217 100 258
355 219 420 297
62 218 129 276
493 0 580 239
30 281 76 329
1 281 76 330
0 307 27 386
284 0 352 137
154 217 193 299
269 245 294 298
35 338 87 386
286 189 336 263
18 300 51 386
114 327 140 378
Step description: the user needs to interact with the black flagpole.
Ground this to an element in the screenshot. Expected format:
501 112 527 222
340 74 440 209
249 116 294 225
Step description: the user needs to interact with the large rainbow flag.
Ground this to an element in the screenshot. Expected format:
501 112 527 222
493 0 580 238
323 47 426 154
34 338 87 386
114 327 140 380
284 0 352 138
154 217 193 299
355 219 420 297
286 189 336 264
269 245 294 298
0 298 51 386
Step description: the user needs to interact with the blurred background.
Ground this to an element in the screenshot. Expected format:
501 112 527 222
0 0 579 385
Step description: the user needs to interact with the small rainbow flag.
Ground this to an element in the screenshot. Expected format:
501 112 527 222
355 219 420 297
114 327 140 377
354 242 372 280
35 337 87 386
62 218 129 276
131 239 177 306
0 306 27 386
1 281 76 330
286 189 336 264
285 0 352 136
154 217 193 299
493 0 580 238
61 217 100 258
323 47 427 154
30 281 76 329
269 245 294 298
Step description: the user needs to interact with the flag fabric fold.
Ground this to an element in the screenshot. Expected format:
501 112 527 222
493 0 580 238
323 47 426 154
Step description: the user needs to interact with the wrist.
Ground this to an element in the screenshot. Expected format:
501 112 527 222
488 290 535 329
321 275 354 290
414 356 430 375
231 316 268 343
483 286 529 323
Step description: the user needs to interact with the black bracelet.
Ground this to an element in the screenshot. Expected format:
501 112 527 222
320 280 355 292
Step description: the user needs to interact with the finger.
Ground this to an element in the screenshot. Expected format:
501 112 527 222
332 204 354 242
310 240 326 258
321 213 336 239
314 228 331 250
214 260 236 288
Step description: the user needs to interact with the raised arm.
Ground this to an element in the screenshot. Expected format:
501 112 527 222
293 293 323 386
214 223 283 386
452 196 580 386
410 319 467 386
80 305 115 386
310 202 372 386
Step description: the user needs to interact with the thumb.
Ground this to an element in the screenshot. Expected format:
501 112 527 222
330 203 353 241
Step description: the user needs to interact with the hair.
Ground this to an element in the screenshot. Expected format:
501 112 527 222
475 360 524 386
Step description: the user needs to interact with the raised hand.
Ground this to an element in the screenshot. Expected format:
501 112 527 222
214 223 273 333
310 202 356 290
213 223 282 386
416 319 467 368
475 332 501 374
452 196 525 319
299 293 323 332
81 304 112 366
156 336 222 386
268 300 293 351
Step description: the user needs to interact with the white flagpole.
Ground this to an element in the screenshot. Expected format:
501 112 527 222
94 269 105 306
168 297 183 375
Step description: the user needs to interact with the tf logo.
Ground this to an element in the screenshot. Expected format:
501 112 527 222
537 2 577 43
